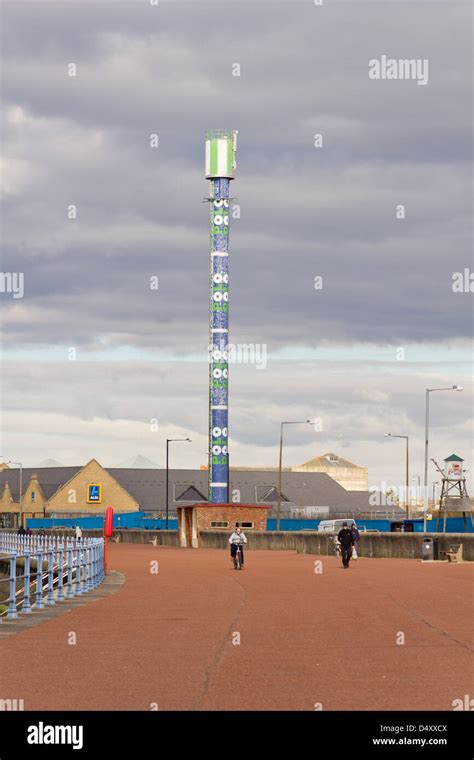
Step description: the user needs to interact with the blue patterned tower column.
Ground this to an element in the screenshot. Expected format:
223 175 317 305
205 130 237 503
209 178 230 502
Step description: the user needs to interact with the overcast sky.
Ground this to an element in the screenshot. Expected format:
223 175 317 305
1 0 472 493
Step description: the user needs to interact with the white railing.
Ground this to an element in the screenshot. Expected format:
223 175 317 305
0 534 105 622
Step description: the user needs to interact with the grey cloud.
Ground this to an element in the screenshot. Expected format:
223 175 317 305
0 0 471 476
1 358 471 489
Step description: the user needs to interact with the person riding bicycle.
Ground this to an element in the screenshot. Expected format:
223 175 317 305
228 527 247 567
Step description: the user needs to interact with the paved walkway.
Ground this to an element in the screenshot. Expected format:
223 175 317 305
0 545 472 710
0 571 125 641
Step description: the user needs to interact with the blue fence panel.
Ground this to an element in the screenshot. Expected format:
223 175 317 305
426 516 473 533
26 513 179 531
265 517 472 533
26 514 472 533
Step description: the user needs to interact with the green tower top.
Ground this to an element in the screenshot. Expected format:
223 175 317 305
205 130 238 179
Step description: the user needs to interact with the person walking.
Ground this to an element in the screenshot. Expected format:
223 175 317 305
351 524 360 560
337 522 354 569
75 525 82 541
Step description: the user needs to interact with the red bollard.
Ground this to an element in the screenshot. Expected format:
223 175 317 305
103 507 114 575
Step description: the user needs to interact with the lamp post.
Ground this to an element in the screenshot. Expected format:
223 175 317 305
8 461 23 529
384 435 409 517
165 438 191 529
424 385 462 531
276 420 313 531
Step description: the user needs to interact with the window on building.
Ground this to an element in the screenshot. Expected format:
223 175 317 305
210 521 229 528
31 491 36 502
236 521 254 529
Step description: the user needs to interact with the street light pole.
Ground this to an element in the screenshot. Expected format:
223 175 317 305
423 385 462 531
166 441 169 529
165 438 191 529
406 437 409 518
277 425 284 532
276 420 313 531
384 435 409 518
424 389 430 499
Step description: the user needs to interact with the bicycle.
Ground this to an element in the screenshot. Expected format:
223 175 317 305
233 545 242 570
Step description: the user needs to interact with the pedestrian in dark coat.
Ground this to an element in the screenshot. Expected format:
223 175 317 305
337 522 354 568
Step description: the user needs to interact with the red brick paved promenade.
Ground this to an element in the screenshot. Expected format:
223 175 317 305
1 545 472 710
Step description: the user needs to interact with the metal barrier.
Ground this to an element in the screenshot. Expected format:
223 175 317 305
0 533 105 622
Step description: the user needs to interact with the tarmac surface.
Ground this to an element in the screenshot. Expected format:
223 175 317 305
0 545 472 711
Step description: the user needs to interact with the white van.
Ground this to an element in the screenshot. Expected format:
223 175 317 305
318 519 357 533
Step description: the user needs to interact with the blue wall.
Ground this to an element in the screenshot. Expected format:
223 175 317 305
266 518 395 532
266 517 472 533
427 516 473 533
27 513 178 531
26 513 472 533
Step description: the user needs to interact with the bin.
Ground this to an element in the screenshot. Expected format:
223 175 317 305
422 537 439 561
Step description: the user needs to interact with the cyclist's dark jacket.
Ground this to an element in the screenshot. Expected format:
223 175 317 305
337 528 354 547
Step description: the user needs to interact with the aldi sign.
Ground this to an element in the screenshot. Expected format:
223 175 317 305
87 483 102 503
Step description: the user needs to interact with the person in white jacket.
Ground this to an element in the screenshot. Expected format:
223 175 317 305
228 527 247 567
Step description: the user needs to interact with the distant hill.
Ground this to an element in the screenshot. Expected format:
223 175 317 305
37 458 65 468
114 454 159 469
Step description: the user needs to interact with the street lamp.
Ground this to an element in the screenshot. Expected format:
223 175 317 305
276 420 314 531
165 438 191 529
424 385 462 530
384 434 409 517
8 461 23 529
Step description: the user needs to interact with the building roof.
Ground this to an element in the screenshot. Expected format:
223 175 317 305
444 454 464 462
345 491 381 513
296 452 366 470
0 467 80 502
89 468 394 514
0 465 402 516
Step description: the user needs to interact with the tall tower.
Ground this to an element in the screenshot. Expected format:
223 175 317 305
205 129 238 503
